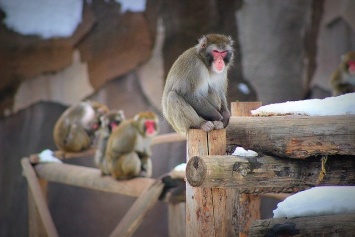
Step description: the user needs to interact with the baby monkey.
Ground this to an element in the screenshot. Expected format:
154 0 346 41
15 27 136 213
162 34 234 135
94 110 125 175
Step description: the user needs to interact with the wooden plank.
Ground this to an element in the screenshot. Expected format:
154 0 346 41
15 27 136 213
186 129 235 237
186 155 355 192
21 158 58 237
34 162 155 197
230 101 262 237
237 194 261 237
168 202 186 237
208 129 236 237
249 214 355 237
227 115 355 159
231 101 262 116
186 129 212 237
109 180 164 237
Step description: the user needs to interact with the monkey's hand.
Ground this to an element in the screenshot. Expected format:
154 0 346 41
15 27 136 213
213 121 224 130
201 121 215 132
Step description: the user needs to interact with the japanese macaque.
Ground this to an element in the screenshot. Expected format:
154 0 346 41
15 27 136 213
94 110 125 175
105 111 159 179
330 51 355 96
162 34 234 135
53 101 109 152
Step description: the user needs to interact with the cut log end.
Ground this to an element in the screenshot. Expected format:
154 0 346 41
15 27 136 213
186 156 207 187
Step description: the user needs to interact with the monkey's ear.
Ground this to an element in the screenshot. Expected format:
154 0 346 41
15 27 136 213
196 35 207 49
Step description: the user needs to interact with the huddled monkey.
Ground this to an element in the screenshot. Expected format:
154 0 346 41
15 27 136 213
162 34 234 135
105 111 159 179
94 110 126 175
330 51 355 96
53 101 109 152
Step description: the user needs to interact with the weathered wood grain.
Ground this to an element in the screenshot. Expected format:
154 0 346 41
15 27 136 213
109 180 164 237
227 115 355 159
186 155 355 192
34 162 155 197
249 214 355 237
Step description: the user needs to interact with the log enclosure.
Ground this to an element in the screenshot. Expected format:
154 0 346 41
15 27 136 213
21 102 355 236
185 101 355 236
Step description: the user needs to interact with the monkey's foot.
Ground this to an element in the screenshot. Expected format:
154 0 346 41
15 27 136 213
213 121 224 129
201 121 215 132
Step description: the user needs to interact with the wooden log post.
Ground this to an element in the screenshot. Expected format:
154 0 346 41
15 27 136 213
227 115 355 159
21 158 58 237
185 155 355 191
186 129 236 237
230 101 262 237
249 213 355 237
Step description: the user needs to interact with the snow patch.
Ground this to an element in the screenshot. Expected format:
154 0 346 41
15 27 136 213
39 149 62 163
273 186 355 218
251 93 355 116
114 0 146 12
232 146 258 157
0 0 83 39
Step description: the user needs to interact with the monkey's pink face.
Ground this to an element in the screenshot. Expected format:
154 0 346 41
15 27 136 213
348 60 355 75
212 50 227 73
145 120 158 137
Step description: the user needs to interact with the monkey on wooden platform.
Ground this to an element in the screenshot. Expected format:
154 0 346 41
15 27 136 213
53 101 109 152
94 110 125 175
162 34 234 135
105 111 159 179
330 51 355 96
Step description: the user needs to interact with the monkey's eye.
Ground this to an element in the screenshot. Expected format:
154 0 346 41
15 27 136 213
201 43 206 48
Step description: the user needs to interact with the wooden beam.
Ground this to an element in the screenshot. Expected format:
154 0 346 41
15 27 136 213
249 214 355 237
152 132 186 145
226 115 355 159
109 180 164 237
21 158 58 237
29 133 186 163
34 162 155 197
186 155 355 192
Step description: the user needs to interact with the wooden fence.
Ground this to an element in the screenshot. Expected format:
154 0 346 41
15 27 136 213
22 101 355 236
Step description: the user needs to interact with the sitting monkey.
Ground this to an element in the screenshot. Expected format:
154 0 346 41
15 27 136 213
105 111 159 179
53 101 109 152
162 34 234 135
94 110 126 175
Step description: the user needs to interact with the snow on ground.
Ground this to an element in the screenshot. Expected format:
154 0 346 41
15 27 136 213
0 0 83 39
273 186 355 218
114 0 146 12
232 147 258 157
251 93 355 116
